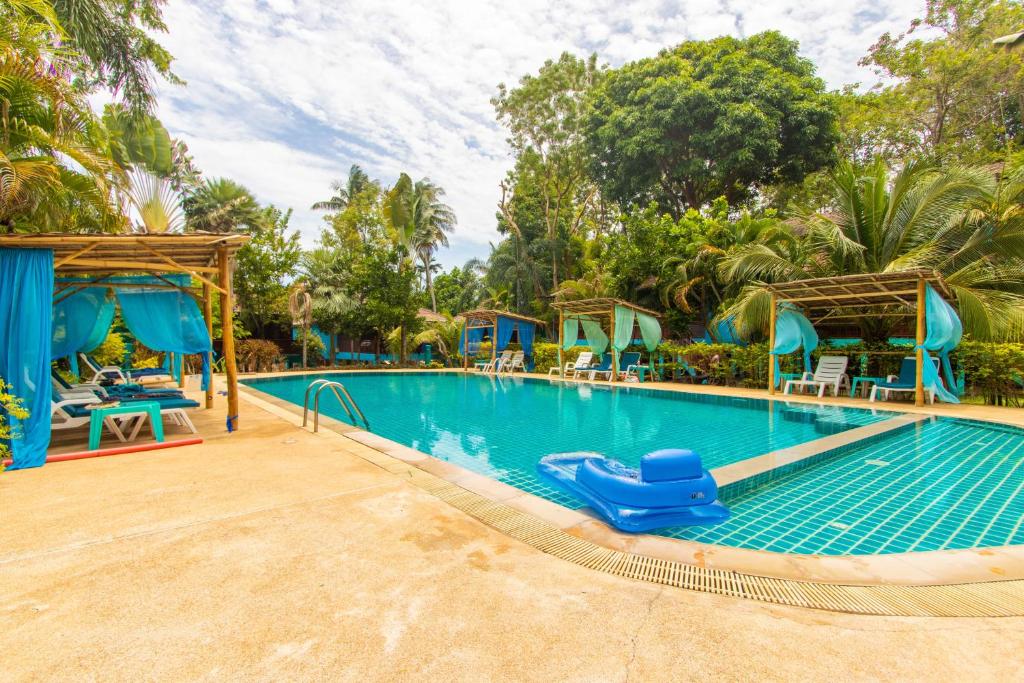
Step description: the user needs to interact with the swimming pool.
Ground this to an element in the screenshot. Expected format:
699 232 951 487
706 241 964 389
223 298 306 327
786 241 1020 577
244 372 1024 555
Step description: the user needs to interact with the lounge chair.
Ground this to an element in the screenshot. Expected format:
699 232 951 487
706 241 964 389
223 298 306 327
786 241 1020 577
479 350 512 373
51 371 183 400
869 356 939 404
783 356 850 398
566 351 597 379
52 391 199 443
502 350 525 373
549 351 595 379
79 353 173 384
621 353 648 381
587 353 614 380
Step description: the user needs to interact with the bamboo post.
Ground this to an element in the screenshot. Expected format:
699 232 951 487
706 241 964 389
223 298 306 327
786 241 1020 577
915 277 926 407
202 283 214 409
609 305 617 383
463 323 469 371
557 310 564 376
218 247 239 431
177 350 185 389
768 293 777 395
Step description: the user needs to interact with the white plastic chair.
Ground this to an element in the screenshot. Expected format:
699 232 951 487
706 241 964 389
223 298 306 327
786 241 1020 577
784 356 850 398
503 351 525 373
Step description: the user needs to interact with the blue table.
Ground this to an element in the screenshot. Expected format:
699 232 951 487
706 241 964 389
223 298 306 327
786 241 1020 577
88 401 163 450
850 376 885 398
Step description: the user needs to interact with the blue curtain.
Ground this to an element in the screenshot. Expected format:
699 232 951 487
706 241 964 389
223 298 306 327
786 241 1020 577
770 305 819 388
52 287 116 377
518 322 536 370
495 315 515 352
459 325 486 356
1 248 54 470
116 279 212 390
919 285 962 403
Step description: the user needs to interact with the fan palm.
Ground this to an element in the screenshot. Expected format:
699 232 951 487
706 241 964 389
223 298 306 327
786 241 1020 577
720 159 1024 340
126 169 183 233
311 164 372 212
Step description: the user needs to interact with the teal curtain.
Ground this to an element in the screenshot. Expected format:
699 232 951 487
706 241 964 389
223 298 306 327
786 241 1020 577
52 288 116 377
636 311 662 371
611 306 635 367
115 278 212 391
580 317 609 354
517 322 536 370
919 285 962 403
561 317 578 351
1 248 54 470
770 305 819 388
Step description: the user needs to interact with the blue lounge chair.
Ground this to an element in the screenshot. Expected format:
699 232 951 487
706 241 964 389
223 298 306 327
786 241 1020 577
51 370 184 400
869 356 940 403
586 353 613 380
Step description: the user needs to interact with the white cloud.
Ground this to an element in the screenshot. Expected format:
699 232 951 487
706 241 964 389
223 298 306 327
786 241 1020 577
154 0 925 265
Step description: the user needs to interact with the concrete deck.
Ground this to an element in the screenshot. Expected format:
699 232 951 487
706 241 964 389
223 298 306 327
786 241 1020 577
4 382 1024 680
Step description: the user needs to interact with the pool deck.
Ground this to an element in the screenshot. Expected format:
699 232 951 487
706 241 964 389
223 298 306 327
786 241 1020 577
3 372 1024 679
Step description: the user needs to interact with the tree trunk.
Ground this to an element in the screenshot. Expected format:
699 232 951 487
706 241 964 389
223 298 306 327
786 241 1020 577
400 324 407 365
426 262 437 312
301 327 308 369
375 334 380 366
350 338 356 367
329 333 336 368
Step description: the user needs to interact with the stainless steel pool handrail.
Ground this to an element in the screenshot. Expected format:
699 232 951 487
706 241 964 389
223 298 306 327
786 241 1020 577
303 379 370 431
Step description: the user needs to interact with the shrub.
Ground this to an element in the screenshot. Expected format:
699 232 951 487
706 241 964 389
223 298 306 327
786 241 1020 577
131 342 162 369
0 378 29 469
92 332 128 367
954 341 1024 406
531 343 596 372
237 339 283 373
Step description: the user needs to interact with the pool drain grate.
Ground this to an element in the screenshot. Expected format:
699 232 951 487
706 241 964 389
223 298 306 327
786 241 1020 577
376 458 1024 618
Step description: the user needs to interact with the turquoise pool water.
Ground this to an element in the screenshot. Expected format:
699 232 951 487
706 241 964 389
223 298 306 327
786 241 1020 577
244 372 1024 555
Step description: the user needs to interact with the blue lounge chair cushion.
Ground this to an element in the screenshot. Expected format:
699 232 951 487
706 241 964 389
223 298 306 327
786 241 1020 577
60 397 199 419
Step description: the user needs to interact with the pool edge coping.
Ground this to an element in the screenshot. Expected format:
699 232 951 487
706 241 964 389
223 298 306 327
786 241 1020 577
235 372 1024 599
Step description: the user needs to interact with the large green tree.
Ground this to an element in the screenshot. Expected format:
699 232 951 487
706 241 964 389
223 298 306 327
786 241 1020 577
494 52 603 291
234 206 301 337
858 0 1024 164
586 31 839 216
183 178 261 233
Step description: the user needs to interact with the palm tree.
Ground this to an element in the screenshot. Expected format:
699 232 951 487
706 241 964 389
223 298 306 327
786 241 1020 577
302 246 357 366
288 285 313 368
386 173 457 311
412 314 464 366
0 10 123 233
720 159 1024 340
183 178 261 233
311 164 372 212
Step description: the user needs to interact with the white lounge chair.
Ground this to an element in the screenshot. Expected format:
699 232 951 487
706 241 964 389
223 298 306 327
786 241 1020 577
78 353 174 385
783 356 850 398
480 350 512 373
566 351 596 379
502 350 525 373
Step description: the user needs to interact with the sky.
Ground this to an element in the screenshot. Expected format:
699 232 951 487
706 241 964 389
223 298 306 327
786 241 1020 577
153 0 925 269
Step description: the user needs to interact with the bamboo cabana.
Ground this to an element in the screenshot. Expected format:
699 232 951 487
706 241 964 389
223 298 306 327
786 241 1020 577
764 270 954 406
0 233 249 428
550 298 661 381
459 309 545 369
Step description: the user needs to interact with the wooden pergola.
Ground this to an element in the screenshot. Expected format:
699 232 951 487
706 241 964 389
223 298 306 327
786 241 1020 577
458 308 545 369
550 298 661 381
764 270 954 406
0 233 250 427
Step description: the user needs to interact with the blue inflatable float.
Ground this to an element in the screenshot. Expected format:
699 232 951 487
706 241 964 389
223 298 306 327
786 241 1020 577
537 448 730 533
